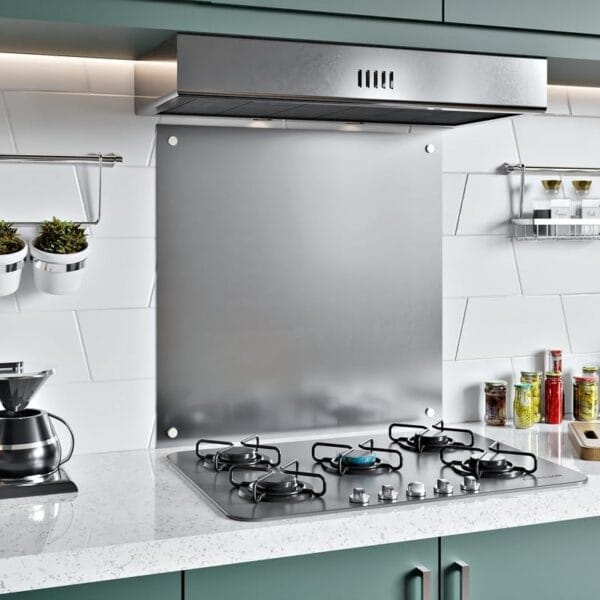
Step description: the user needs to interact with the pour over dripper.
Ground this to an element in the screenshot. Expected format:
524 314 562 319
0 365 53 414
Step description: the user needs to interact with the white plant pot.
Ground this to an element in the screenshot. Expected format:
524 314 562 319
30 242 89 295
0 242 27 296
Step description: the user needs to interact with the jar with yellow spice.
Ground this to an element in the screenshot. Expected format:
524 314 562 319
573 376 599 422
513 383 534 429
520 371 542 423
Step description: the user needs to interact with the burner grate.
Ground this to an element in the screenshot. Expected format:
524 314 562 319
389 420 475 453
195 435 281 472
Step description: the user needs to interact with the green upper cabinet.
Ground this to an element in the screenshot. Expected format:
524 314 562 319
0 573 180 600
445 0 600 36
198 0 443 21
186 540 437 600
441 518 600 600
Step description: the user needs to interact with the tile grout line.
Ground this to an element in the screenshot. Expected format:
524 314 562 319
73 311 94 382
453 297 469 361
453 173 469 235
72 165 92 230
0 91 17 152
566 88 574 116
82 60 93 93
559 295 574 354
510 117 522 164
147 276 156 308
146 131 156 167
510 238 524 296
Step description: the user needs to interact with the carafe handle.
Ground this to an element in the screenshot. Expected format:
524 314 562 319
48 413 75 465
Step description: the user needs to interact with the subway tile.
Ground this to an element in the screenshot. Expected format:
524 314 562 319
442 118 519 173
514 241 600 295
77 308 155 381
457 296 569 359
443 358 513 422
0 311 88 383
514 115 600 167
443 236 520 298
31 380 155 454
443 298 466 360
86 59 134 96
0 54 88 92
562 294 600 353
568 86 600 116
17 238 155 311
0 164 85 223
4 92 157 166
442 173 466 235
546 86 571 116
76 165 155 238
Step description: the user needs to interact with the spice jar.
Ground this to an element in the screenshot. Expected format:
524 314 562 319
485 381 507 426
520 371 542 423
548 349 563 373
574 376 599 421
513 383 534 429
545 371 563 424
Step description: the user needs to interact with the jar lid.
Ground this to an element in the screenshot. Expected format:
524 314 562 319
542 179 561 191
572 179 592 192
574 376 597 384
546 371 562 378
521 371 542 378
549 349 563 357
485 380 507 388
514 383 532 390
583 365 599 373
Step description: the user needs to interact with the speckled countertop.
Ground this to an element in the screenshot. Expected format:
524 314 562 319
1 422 598 594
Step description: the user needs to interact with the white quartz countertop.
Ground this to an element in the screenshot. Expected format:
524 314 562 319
1 422 598 594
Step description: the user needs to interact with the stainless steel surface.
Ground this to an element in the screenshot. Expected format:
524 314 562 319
434 477 454 495
406 481 427 498
1 153 123 226
455 560 470 600
0 467 77 500
349 487 370 505
136 34 547 124
0 368 53 413
157 125 442 440
166 430 588 521
415 565 432 600
0 436 58 451
460 475 480 493
377 483 399 502
0 362 23 374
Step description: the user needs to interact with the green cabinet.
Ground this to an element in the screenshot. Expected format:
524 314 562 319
445 0 600 36
0 573 180 600
202 0 442 21
441 518 600 600
186 540 437 600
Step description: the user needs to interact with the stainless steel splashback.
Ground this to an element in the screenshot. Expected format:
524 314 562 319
156 125 442 443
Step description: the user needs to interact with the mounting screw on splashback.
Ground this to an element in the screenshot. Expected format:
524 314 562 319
167 136 179 147
166 427 179 439
425 144 436 154
425 407 436 417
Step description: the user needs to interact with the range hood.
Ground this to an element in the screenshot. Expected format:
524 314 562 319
135 34 547 125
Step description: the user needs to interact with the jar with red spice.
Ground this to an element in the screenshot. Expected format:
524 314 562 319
548 349 563 373
545 371 563 424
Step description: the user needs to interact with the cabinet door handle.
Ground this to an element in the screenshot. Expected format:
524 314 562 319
455 560 470 600
415 565 432 600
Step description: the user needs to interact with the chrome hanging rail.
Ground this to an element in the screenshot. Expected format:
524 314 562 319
0 153 123 226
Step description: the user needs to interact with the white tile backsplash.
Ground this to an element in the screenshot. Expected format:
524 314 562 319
567 86 600 117
443 298 466 360
443 236 520 298
77 308 155 381
442 173 466 235
562 295 600 354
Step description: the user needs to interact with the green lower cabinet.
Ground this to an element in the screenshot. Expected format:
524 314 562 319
186 540 437 600
0 573 180 600
442 518 600 600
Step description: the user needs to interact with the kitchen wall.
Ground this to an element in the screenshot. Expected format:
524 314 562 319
443 85 600 422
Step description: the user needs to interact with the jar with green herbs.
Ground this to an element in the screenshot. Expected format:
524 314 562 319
520 371 542 423
513 383 534 429
573 376 599 421
485 381 507 426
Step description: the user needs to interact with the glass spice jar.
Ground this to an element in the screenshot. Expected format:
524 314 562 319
582 365 600 418
513 383 534 429
548 349 563 373
545 371 564 424
574 376 599 422
520 371 542 423
485 381 507 426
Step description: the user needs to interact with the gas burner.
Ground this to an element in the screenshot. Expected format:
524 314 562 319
312 438 402 475
229 460 326 504
195 436 281 472
388 420 475 453
441 441 538 479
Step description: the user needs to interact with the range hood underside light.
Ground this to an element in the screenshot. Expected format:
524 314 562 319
135 35 548 126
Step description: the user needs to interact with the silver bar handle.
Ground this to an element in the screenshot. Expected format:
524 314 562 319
455 560 470 600
415 565 432 600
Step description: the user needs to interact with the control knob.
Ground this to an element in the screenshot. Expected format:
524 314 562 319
406 481 426 498
378 484 399 502
349 487 370 505
434 478 454 496
461 475 481 493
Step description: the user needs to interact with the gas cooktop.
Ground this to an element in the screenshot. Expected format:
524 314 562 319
167 421 587 521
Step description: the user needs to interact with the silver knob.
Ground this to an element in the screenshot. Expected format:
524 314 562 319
349 487 370 505
378 484 399 502
406 481 426 498
461 475 480 493
166 427 179 439
434 478 454 495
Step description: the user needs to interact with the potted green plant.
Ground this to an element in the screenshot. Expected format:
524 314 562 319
30 218 89 295
0 221 27 296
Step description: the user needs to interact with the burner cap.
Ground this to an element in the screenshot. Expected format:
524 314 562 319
219 446 258 464
413 430 450 449
339 449 377 467
256 471 298 494
472 450 509 471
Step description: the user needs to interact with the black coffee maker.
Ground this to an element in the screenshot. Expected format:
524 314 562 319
0 362 77 499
